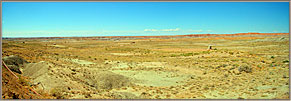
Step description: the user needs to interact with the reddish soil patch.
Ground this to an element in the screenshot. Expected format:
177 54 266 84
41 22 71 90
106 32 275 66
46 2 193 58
2 66 54 99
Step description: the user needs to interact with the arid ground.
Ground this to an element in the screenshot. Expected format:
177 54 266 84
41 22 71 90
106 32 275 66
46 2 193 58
2 33 290 99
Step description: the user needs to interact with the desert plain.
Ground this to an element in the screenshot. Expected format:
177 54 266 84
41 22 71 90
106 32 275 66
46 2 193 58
1 33 290 99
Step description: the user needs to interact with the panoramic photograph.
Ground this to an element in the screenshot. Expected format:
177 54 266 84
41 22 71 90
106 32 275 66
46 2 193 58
1 2 290 99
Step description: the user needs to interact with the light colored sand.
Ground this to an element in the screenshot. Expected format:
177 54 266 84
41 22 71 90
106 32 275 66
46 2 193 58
111 70 188 87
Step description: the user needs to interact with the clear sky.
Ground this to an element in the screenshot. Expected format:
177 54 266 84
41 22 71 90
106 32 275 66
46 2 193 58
2 2 290 37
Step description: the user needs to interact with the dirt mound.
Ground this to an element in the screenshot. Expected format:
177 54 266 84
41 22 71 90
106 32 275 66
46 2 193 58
22 61 51 79
3 55 28 66
80 70 132 90
3 55 29 74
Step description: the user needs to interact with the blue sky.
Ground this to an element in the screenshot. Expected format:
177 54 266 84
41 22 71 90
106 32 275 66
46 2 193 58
2 2 290 37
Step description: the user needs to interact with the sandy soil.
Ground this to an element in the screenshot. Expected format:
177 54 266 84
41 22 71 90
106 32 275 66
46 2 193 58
2 34 289 99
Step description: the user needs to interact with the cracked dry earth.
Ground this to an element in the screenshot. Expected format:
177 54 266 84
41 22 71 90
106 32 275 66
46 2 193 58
2 34 290 99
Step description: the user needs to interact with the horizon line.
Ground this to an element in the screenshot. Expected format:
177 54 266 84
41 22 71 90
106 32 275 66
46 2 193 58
2 32 289 39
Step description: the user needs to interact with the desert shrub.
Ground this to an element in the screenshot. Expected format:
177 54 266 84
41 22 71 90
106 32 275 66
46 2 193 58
202 51 210 54
238 64 252 73
216 64 228 69
232 64 239 67
193 53 199 55
171 53 199 57
283 60 289 63
257 65 262 69
269 63 278 67
228 52 234 55
181 53 194 56
18 76 30 87
170 54 178 57
50 88 66 99
231 59 239 62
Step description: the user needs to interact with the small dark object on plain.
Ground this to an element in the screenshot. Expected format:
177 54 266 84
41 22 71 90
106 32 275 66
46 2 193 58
207 45 213 50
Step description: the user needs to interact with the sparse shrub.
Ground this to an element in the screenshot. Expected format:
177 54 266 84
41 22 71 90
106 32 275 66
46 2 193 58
181 53 193 56
231 59 239 62
269 63 277 67
271 56 275 59
229 52 234 55
18 76 30 86
283 60 289 63
238 64 252 73
50 88 65 99
170 54 177 57
194 53 199 55
202 51 210 54
232 64 239 67
257 65 262 69
216 64 228 69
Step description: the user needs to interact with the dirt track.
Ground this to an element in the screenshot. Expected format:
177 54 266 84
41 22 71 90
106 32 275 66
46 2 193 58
2 33 290 99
